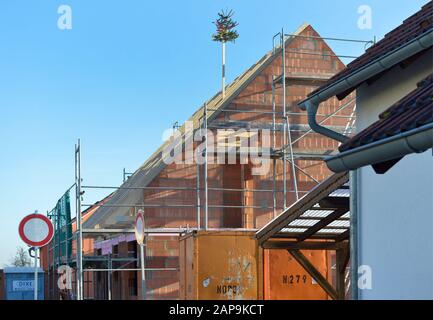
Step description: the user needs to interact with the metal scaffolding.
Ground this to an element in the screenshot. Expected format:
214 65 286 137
71 144 184 300
268 30 370 212
199 29 367 223
46 186 74 300
47 29 371 300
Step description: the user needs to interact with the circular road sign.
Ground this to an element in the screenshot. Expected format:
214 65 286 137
135 210 146 245
19 214 54 247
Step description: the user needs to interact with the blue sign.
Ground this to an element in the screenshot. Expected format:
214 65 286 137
4 268 44 300
13 280 35 291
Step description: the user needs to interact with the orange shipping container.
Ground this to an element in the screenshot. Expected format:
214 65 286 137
179 230 333 300
179 230 263 300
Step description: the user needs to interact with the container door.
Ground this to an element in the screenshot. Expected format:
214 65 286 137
264 249 330 300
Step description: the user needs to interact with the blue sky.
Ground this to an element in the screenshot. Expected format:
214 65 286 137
0 0 428 266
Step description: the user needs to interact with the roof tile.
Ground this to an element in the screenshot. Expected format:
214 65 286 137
339 73 433 152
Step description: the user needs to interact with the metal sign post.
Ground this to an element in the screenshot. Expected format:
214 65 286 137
18 213 54 301
135 210 146 300
140 243 146 300
34 247 39 300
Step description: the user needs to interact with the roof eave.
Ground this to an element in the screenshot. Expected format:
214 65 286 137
325 123 433 173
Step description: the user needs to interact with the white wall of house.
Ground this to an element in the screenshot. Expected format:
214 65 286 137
355 48 433 300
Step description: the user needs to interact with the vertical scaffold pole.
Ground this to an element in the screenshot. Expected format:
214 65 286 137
286 114 300 201
281 30 287 209
196 161 201 230
204 103 209 230
107 255 112 301
272 75 277 217
75 140 83 300
281 30 300 203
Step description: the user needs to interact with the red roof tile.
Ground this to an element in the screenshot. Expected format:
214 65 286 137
309 2 433 98
339 73 433 152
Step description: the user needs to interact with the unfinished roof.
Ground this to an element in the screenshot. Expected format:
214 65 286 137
83 23 317 230
307 1 433 100
84 24 309 228
256 171 350 244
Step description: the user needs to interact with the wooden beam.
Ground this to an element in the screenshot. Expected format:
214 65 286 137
297 208 349 242
273 75 331 86
296 216 350 221
319 196 349 209
263 240 348 250
342 243 350 272
288 250 338 300
336 245 350 300
335 229 350 242
272 233 345 240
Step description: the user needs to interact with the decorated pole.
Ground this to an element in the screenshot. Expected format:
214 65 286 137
222 41 226 98
212 9 239 98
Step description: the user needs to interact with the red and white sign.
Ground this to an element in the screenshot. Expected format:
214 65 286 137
19 214 54 247
135 210 145 245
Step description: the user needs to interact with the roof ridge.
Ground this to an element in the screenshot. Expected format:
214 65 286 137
134 23 316 174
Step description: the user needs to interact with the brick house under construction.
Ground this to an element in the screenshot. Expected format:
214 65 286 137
43 23 356 300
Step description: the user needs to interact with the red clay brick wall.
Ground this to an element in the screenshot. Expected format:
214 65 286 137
142 236 179 300
137 25 356 299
